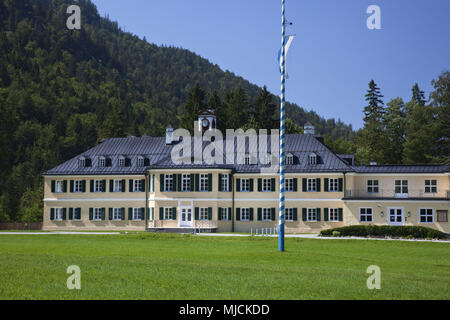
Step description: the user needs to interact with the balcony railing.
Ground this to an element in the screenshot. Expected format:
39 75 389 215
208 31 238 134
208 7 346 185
344 189 450 199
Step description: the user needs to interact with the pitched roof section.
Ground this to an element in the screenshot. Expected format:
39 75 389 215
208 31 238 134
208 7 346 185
353 165 450 174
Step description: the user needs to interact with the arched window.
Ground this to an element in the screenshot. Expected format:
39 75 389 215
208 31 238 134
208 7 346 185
309 153 317 165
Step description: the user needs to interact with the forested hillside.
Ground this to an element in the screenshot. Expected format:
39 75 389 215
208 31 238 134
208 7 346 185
0 0 355 221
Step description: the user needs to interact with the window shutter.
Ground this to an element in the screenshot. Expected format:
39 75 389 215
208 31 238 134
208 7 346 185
172 174 177 191
258 179 262 192
62 208 66 220
236 179 241 192
51 180 55 193
249 179 254 192
293 178 298 192
316 208 321 221
121 180 126 192
90 180 94 193
208 174 212 192
129 179 133 192
146 208 150 220
338 178 343 192
109 180 114 192
195 174 200 192
102 180 106 192
228 208 232 221
121 208 125 220
89 208 93 220
218 174 223 192
109 208 113 220
76 208 81 220
249 208 254 221
160 174 164 192
190 174 195 191
324 178 329 192
218 208 222 221
140 208 145 221
70 180 74 193
228 175 232 192
271 178 276 192
50 208 55 220
195 207 199 220
208 207 212 220
293 208 298 221
101 208 105 220
302 208 307 221
172 207 177 220
69 208 73 220
236 208 241 221
271 208 276 221
128 208 133 220
151 175 155 192
81 180 86 192
141 179 145 192
177 174 182 192
338 208 343 221
324 208 329 221
316 178 321 192
159 207 163 220
257 208 262 221
302 178 307 192
63 180 67 193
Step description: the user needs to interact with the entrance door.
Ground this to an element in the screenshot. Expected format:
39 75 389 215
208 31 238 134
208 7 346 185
179 207 193 227
388 207 404 226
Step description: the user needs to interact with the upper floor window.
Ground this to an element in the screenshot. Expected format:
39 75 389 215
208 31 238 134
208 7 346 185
285 178 294 192
221 174 229 192
367 180 379 193
55 180 64 193
328 178 339 192
181 174 191 192
98 156 106 168
395 180 408 194
118 156 125 168
133 179 144 192
199 174 209 192
113 180 123 192
309 153 317 165
164 174 173 192
424 180 437 193
137 156 145 167
261 178 272 192
286 154 294 165
240 179 251 192
74 180 84 193
93 180 105 193
307 178 317 192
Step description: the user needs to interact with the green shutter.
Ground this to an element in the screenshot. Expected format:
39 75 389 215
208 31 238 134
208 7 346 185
316 178 321 192
89 208 93 220
271 208 276 221
121 208 125 220
338 178 343 192
324 178 329 192
129 179 133 192
50 208 55 220
63 180 67 193
218 174 223 191
81 180 86 192
121 180 126 192
177 174 182 192
101 208 106 220
257 208 262 221
258 179 262 192
75 208 81 220
102 180 106 192
90 180 94 193
160 174 164 192
109 208 113 220
51 180 55 193
338 208 343 221
146 208 150 220
236 208 241 221
195 174 199 192
293 178 298 192
316 208 321 221
70 180 74 192
302 178 307 192
141 179 146 192
271 178 276 192
140 208 145 221
208 174 212 192
195 207 199 220
302 208 307 221
208 207 212 220
249 208 254 221
62 208 66 220
249 179 254 192
109 180 114 192
128 208 133 220
159 207 164 220
172 207 177 220
218 208 222 221
228 175 232 191
293 208 298 221
236 179 241 192
190 174 195 191
228 208 232 221
324 208 329 221
69 208 73 220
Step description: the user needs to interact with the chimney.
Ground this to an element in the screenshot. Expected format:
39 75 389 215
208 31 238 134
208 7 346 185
304 122 315 135
166 125 174 145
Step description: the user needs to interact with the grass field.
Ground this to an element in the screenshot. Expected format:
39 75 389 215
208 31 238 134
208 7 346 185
0 233 449 300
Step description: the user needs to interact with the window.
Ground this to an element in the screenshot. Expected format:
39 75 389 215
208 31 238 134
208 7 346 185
137 156 144 167
93 208 102 221
113 180 123 192
262 208 272 221
241 208 251 221
133 179 144 192
329 208 339 222
244 154 250 165
94 180 104 193
118 156 125 168
307 178 317 192
419 208 434 223
55 208 64 221
74 180 83 193
112 208 122 221
261 179 272 192
425 180 437 193
367 180 379 193
133 208 143 221
164 174 173 192
359 208 373 222
285 178 294 192
220 208 229 220
307 208 317 221
285 208 294 221
309 153 317 165
181 174 191 192
221 174 229 192
395 180 408 194
286 154 294 165
199 174 209 192
264 154 272 165
437 210 448 222
241 179 251 192
98 156 106 168
328 178 339 192
55 181 64 193
199 208 208 220
163 207 173 220
79 157 86 168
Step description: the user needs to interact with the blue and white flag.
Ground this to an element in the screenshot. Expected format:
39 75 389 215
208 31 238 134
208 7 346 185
278 35 295 76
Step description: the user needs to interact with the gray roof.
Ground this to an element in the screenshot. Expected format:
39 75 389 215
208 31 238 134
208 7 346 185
353 165 450 174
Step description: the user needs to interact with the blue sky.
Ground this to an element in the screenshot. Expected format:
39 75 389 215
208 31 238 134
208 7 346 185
92 0 450 129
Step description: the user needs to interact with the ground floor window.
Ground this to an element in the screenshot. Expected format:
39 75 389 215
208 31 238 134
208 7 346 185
219 208 230 221
112 208 122 220
133 208 144 221
329 208 339 222
163 207 173 220
437 210 448 222
55 208 64 221
359 208 373 222
241 208 250 221
199 207 209 220
93 208 102 220
285 208 294 221
419 208 434 223
307 208 317 221
262 208 272 221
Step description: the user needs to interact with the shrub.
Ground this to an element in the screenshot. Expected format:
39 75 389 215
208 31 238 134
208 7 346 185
319 225 446 240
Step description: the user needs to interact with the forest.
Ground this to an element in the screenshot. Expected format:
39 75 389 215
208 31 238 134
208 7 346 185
0 0 448 222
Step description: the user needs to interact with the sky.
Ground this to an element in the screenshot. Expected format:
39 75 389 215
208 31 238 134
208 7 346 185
92 0 450 129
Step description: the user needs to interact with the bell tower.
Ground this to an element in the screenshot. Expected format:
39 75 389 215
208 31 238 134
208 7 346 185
197 109 217 134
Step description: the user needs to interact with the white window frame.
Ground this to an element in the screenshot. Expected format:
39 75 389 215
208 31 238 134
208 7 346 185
164 174 173 192
220 208 229 220
264 154 272 165
328 178 339 192
262 208 272 221
163 207 173 220
286 154 294 165
94 180 104 193
244 154 250 165
79 157 86 168
329 208 339 222
137 156 144 167
199 207 208 220
240 208 250 221
240 179 251 192
367 180 379 193
307 208 317 222
424 180 437 193
395 180 408 194
133 208 143 221
55 180 64 193
261 178 272 192
118 156 125 168
54 208 64 221
199 174 209 192
285 178 294 192
93 208 102 221
221 174 229 192
133 179 143 192
419 208 434 223
285 208 294 221
98 156 106 168
307 178 317 192
113 179 123 192
112 208 122 221
309 153 317 165
359 207 373 222
74 180 83 193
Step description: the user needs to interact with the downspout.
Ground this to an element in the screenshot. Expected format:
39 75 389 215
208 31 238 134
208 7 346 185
231 170 235 233
144 171 149 231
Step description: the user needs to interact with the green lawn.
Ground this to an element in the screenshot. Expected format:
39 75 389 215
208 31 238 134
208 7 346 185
0 233 449 299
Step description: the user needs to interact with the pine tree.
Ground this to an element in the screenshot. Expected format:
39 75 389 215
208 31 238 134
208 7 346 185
98 105 127 139
254 86 277 129
178 84 206 134
223 86 249 129
383 98 406 164
430 71 450 164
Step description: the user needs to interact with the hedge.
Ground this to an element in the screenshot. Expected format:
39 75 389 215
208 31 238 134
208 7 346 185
319 225 446 239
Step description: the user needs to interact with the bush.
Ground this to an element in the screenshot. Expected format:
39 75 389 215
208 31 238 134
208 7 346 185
319 225 446 240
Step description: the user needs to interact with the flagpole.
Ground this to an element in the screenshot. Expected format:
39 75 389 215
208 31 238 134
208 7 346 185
278 0 286 252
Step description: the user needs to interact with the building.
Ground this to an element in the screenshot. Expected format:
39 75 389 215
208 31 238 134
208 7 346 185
42 113 450 234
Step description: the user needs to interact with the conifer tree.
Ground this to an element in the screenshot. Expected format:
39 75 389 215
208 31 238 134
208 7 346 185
178 84 206 134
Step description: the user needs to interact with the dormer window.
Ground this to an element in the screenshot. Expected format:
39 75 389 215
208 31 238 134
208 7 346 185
286 154 294 165
264 154 272 165
137 156 144 167
309 153 317 165
244 154 250 165
79 156 86 168
98 156 106 168
118 156 125 168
